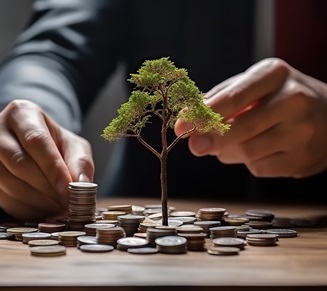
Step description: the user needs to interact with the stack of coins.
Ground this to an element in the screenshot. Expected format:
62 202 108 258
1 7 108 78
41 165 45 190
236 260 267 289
68 182 98 230
83 223 115 236
212 237 247 250
197 208 226 221
58 231 86 247
146 227 178 246
117 214 145 237
246 233 278 246
155 236 187 254
209 226 237 239
96 226 126 247
6 227 38 241
176 225 204 234
194 220 221 237
178 233 207 251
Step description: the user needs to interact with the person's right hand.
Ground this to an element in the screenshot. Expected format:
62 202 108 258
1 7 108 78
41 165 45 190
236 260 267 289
0 100 94 221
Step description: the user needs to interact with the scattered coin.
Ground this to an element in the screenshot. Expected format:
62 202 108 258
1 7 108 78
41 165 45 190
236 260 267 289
265 229 298 238
169 211 196 217
79 244 114 253
246 233 278 246
0 232 14 240
30 245 67 257
22 232 52 244
245 209 275 221
28 239 59 247
116 237 149 251
127 247 159 254
212 237 246 250
207 246 240 256
7 227 38 241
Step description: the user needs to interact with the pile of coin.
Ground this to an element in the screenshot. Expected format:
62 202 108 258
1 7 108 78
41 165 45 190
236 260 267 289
68 182 98 230
0 194 303 257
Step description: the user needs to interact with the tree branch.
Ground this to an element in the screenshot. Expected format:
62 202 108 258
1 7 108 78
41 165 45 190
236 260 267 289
167 125 196 153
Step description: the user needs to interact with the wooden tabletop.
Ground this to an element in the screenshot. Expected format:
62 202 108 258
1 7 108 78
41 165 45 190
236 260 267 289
1 197 327 291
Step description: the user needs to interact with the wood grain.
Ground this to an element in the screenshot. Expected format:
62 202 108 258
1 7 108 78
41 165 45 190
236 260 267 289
0 198 327 290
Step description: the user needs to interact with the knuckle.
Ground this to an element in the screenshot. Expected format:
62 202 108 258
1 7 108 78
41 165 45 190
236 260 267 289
78 154 95 170
24 129 49 146
9 151 29 173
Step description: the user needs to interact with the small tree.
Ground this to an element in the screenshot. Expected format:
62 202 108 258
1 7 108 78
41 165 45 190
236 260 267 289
102 57 230 225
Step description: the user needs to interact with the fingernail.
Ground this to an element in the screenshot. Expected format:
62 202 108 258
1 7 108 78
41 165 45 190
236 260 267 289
194 135 212 153
78 173 90 182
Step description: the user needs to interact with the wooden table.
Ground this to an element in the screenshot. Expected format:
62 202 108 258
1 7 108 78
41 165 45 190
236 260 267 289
1 197 327 291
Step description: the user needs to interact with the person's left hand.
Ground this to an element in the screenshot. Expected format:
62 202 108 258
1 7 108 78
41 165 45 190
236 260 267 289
174 58 327 178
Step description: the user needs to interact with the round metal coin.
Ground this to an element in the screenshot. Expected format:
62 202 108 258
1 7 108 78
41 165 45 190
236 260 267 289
127 247 159 254
207 246 240 256
265 229 298 238
30 245 67 257
28 239 59 247
155 235 187 246
79 244 114 253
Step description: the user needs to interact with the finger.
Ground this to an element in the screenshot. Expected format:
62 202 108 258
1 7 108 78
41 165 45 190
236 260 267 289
0 128 64 202
8 102 72 197
0 162 61 214
58 128 94 183
205 74 242 99
205 58 289 121
0 191 53 221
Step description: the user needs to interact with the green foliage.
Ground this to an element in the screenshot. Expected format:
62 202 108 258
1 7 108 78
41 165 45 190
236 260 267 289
101 56 230 143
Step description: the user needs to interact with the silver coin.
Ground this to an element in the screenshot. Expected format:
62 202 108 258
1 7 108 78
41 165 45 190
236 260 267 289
77 235 98 244
265 229 298 238
0 232 14 239
213 237 246 248
127 247 159 254
22 232 51 239
155 235 187 246
79 244 114 253
117 237 149 247
68 182 98 189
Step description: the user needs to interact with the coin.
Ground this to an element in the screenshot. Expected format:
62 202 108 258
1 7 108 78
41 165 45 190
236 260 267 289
212 237 246 250
0 232 14 240
28 239 59 247
207 246 240 256
127 247 159 254
265 229 298 238
79 244 114 253
30 245 67 257
22 232 52 243
68 182 98 189
170 211 196 217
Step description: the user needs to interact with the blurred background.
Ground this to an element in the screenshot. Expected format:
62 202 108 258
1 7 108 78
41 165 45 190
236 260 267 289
0 0 127 186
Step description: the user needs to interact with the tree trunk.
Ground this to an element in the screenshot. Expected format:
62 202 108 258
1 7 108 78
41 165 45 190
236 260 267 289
160 150 168 226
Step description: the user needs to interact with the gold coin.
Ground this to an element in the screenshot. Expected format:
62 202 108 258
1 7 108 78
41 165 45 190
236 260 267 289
207 246 240 256
30 245 66 257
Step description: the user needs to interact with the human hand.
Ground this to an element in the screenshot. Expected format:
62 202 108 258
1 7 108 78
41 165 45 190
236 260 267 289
0 100 94 221
175 58 327 178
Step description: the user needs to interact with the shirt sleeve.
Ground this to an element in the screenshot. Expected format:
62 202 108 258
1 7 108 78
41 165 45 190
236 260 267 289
0 0 128 132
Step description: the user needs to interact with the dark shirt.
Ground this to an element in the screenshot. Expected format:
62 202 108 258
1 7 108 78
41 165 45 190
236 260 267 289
0 0 326 204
